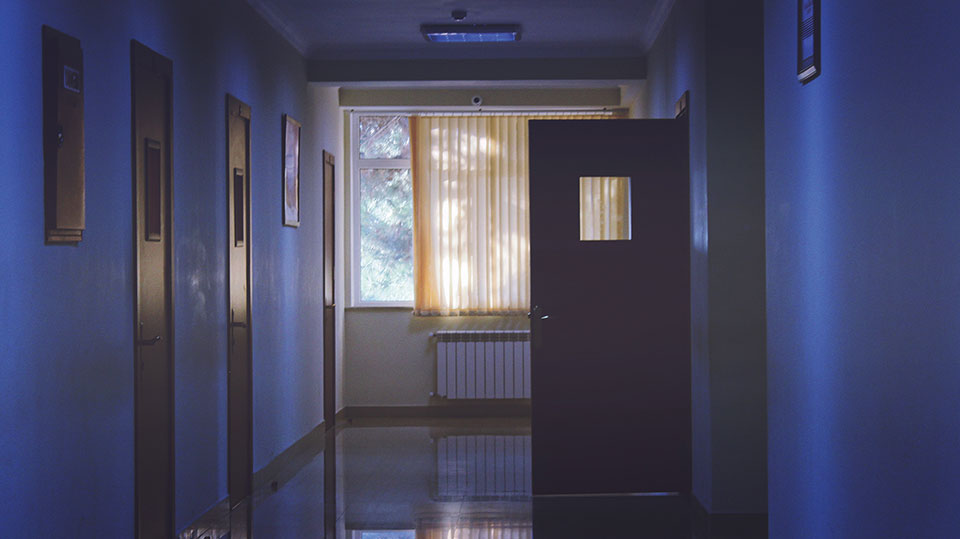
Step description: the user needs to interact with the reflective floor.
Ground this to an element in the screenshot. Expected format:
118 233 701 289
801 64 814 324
180 417 766 539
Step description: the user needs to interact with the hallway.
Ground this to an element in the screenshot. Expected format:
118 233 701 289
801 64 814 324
5 0 960 536
180 417 767 539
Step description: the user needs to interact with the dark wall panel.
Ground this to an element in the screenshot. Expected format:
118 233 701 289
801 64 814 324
640 0 711 508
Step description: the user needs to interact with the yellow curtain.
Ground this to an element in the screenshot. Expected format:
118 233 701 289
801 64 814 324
579 176 631 241
411 114 612 316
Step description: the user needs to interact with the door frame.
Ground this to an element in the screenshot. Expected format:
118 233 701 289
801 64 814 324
226 94 253 508
131 39 175 537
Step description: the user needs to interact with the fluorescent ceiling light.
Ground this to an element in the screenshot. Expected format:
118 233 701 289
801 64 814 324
420 24 521 43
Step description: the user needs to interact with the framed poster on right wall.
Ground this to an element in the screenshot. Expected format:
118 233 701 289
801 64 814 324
798 0 820 82
283 114 301 227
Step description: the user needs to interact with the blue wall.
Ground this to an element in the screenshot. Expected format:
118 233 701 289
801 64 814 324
765 0 960 536
0 0 332 534
701 0 766 514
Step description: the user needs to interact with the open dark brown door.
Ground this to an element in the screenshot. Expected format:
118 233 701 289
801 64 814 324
132 40 174 539
529 119 690 495
323 151 336 427
227 95 253 513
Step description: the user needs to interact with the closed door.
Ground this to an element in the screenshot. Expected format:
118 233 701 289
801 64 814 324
529 119 691 495
322 151 336 427
227 95 252 510
132 40 174 539
323 417 338 537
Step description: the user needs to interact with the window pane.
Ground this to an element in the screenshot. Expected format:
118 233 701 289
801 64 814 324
359 116 410 159
579 176 632 241
360 168 413 301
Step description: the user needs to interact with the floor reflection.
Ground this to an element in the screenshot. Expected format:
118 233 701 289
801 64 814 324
338 421 532 539
181 417 765 538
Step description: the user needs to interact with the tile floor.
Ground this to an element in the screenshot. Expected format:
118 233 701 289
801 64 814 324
180 417 766 539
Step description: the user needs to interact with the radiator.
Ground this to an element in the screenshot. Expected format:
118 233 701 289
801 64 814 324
435 434 532 500
434 330 531 400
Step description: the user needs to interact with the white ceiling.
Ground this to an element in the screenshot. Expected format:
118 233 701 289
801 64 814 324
248 0 675 60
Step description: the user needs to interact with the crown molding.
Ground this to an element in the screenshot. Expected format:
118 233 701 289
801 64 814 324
246 0 308 55
642 0 678 52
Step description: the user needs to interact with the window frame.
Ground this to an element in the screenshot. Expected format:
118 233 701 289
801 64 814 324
350 112 414 307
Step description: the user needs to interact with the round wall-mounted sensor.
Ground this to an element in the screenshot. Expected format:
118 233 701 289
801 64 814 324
471 95 483 106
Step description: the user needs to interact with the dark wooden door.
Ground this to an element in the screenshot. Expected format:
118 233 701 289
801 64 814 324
323 419 337 537
529 119 690 495
227 95 253 510
322 151 336 428
132 40 174 539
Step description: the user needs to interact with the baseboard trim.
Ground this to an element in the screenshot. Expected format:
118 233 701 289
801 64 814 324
337 402 531 420
179 421 330 538
691 495 768 535
179 421 330 537
252 420 328 495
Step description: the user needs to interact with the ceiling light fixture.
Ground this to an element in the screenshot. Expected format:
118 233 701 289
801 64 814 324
420 23 522 43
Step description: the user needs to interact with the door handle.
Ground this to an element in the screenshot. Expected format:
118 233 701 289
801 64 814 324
138 321 162 346
230 309 247 329
139 335 162 346
528 305 549 321
528 305 547 349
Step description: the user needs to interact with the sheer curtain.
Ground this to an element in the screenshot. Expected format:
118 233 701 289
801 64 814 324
411 114 610 316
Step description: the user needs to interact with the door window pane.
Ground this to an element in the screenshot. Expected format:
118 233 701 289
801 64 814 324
359 168 413 301
579 176 631 241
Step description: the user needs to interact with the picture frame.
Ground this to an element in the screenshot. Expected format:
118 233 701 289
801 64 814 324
798 0 820 83
283 114 301 227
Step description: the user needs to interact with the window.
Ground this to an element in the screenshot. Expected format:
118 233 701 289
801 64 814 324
579 176 632 241
351 111 617 310
352 115 413 304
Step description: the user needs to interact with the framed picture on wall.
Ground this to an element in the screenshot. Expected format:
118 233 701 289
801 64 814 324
798 0 820 82
283 114 301 227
